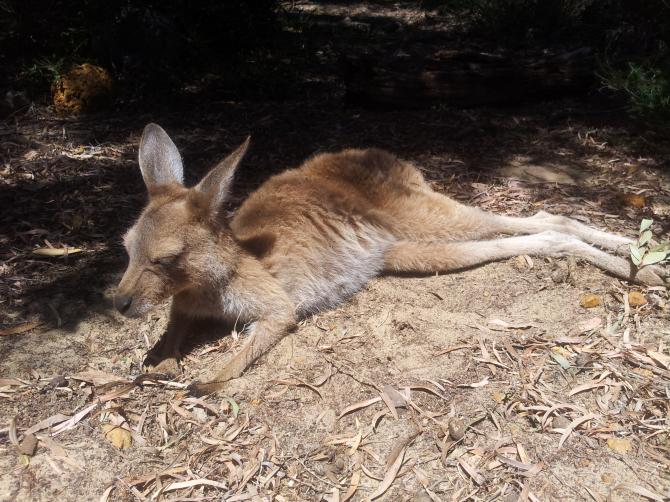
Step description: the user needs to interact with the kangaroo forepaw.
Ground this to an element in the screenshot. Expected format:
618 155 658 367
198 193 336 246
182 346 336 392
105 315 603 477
144 354 182 377
186 380 225 397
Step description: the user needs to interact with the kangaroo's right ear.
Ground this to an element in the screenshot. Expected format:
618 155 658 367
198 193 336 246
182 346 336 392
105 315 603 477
138 123 184 190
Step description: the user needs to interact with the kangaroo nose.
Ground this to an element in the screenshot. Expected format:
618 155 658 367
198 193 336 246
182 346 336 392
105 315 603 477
115 294 132 315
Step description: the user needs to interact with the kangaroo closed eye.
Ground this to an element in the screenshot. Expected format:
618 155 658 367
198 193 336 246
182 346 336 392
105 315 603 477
150 253 182 265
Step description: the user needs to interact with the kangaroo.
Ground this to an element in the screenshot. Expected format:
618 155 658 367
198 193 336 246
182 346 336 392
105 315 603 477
115 123 668 394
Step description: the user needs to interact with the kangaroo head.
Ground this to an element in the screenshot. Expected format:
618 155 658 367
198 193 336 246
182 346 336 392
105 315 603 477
115 123 250 318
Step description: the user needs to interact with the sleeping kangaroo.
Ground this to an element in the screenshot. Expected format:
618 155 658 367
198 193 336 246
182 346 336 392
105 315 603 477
115 123 667 394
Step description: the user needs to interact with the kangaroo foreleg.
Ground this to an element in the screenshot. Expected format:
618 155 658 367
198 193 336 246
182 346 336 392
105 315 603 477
188 313 295 395
144 304 191 376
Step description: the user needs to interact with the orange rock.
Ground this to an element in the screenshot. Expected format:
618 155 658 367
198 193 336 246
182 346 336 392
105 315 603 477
52 63 113 115
580 294 602 308
628 291 647 306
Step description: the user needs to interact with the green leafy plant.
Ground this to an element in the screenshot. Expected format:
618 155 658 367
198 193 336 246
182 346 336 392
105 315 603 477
21 56 67 85
629 218 669 267
599 62 670 119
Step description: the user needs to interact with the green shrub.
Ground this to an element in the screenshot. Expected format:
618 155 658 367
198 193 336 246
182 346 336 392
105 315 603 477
599 62 670 119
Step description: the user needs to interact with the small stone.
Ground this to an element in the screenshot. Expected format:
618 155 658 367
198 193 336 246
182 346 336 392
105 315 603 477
575 353 593 369
552 416 571 429
550 262 571 283
448 418 466 441
628 291 647 307
18 434 38 456
580 294 602 308
48 375 68 389
601 472 615 484
513 255 529 271
492 391 506 403
334 455 347 473
192 407 207 423
321 409 337 432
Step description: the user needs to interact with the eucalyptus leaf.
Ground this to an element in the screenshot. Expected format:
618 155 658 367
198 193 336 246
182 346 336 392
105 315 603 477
550 352 572 370
224 397 240 418
641 251 668 266
629 244 643 266
640 218 653 232
639 230 653 246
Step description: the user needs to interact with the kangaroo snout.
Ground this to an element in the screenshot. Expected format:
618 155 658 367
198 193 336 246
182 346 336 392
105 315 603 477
114 291 133 316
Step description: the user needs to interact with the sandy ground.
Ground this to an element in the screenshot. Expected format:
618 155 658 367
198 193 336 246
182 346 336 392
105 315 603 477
2 221 670 500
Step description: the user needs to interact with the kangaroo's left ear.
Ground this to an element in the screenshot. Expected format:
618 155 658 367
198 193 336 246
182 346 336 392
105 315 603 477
138 123 184 190
195 136 250 214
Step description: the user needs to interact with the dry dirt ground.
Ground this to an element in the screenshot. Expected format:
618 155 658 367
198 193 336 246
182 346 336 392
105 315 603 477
1 100 670 501
2 3 670 501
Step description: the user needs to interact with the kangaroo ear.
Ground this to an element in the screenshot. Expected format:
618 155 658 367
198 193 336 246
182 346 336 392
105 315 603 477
195 136 250 213
138 123 184 190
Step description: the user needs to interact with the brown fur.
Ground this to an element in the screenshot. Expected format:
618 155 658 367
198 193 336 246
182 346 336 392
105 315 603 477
116 124 667 395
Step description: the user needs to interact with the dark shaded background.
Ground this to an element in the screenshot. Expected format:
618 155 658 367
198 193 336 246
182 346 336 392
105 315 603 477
1 0 669 114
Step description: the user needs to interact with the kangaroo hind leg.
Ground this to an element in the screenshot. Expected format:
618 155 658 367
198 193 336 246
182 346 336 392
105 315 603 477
388 188 631 254
383 231 667 286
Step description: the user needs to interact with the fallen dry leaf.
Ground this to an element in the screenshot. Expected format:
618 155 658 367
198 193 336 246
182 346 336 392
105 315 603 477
580 294 602 308
101 424 132 449
458 376 489 388
607 438 632 454
647 350 670 369
621 193 646 208
274 378 323 398
379 387 400 420
32 247 83 257
616 482 664 501
487 318 536 331
458 457 485 485
369 445 406 499
568 381 610 396
70 370 129 386
0 321 41 336
23 149 39 161
491 391 508 403
341 462 360 502
627 291 647 307
163 478 227 492
338 396 382 420
632 367 654 378
558 413 598 448
25 413 71 435
571 317 602 335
